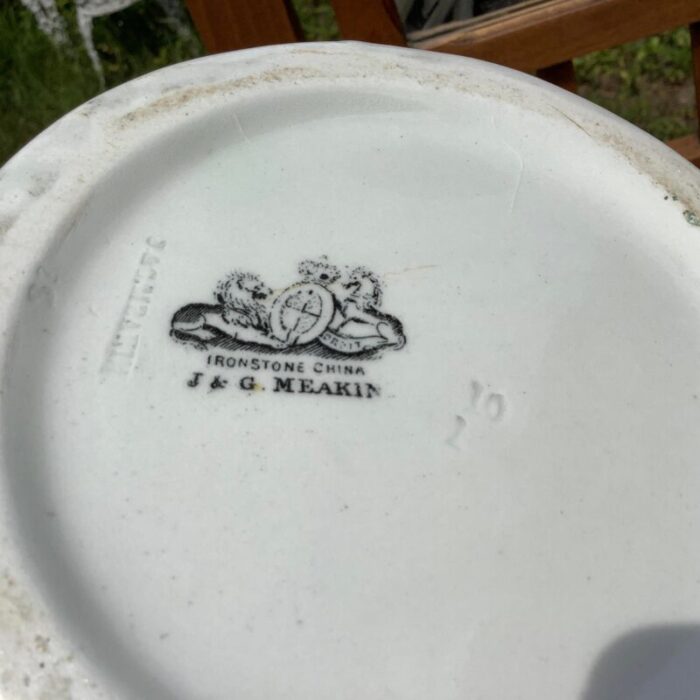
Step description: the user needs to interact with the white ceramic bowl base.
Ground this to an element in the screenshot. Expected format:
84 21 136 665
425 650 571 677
1 43 700 700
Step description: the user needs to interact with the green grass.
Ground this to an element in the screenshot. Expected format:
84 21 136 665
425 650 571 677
1 3 96 165
0 0 202 165
292 0 340 41
576 27 696 142
0 0 696 166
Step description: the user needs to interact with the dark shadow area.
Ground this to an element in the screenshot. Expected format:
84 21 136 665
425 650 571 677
399 0 529 32
583 625 700 700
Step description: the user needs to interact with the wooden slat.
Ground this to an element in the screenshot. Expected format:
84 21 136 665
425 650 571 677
669 133 700 166
691 21 700 137
185 0 303 54
330 0 406 46
536 60 578 92
413 0 700 73
408 0 552 42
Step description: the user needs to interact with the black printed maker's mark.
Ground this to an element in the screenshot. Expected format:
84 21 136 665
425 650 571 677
185 370 381 399
170 257 406 359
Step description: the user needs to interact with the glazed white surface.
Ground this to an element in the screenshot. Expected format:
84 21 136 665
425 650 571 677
2 43 700 700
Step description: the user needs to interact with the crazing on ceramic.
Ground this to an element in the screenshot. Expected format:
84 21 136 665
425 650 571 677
2 43 700 700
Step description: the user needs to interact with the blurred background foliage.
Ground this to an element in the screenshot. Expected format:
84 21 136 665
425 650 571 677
575 27 696 143
0 0 696 165
0 0 203 164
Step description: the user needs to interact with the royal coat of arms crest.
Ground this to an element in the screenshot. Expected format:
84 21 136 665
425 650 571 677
170 257 406 358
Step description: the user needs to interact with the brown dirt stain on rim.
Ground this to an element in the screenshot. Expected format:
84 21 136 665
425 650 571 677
117 66 324 128
113 51 700 221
